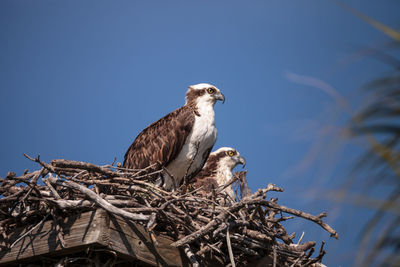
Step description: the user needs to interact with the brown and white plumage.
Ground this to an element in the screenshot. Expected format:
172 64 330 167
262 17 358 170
192 147 246 201
123 83 225 190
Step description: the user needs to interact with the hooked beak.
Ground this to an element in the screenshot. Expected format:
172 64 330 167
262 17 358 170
215 93 225 104
237 155 246 168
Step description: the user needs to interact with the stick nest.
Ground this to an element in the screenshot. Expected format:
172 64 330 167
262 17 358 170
0 154 338 266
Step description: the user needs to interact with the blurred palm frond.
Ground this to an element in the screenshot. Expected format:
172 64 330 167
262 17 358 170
349 50 400 266
332 0 400 42
335 5 400 264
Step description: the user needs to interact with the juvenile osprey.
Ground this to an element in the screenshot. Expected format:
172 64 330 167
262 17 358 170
192 147 246 201
123 83 225 190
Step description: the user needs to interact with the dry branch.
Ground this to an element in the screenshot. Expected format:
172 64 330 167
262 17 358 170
47 176 150 221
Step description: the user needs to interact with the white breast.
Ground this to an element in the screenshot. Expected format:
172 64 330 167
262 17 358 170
216 168 236 201
164 104 217 190
216 169 233 187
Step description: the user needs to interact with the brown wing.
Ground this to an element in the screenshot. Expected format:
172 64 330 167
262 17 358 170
192 176 219 197
192 163 215 181
189 151 224 194
190 151 224 181
123 105 195 171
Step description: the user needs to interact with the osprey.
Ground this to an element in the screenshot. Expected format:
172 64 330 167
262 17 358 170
192 147 246 201
123 83 225 190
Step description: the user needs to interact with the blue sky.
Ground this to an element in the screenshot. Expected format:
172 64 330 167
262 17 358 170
1 1 400 266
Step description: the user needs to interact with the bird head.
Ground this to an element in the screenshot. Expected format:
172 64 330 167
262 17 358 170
212 147 246 171
185 83 225 106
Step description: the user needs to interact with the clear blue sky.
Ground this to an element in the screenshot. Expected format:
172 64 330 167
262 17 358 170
1 1 399 266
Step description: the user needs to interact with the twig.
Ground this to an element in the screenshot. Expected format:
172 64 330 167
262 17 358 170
226 228 236 267
43 175 61 199
130 179 175 197
216 174 239 194
183 244 200 267
11 213 50 248
237 171 252 199
297 231 305 245
50 159 117 177
130 162 159 177
264 201 338 239
47 176 150 221
51 210 66 248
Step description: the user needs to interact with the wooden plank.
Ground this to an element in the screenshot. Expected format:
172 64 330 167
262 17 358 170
108 214 188 267
0 209 190 266
0 209 109 265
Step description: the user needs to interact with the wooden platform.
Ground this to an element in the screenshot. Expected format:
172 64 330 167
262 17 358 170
0 209 190 266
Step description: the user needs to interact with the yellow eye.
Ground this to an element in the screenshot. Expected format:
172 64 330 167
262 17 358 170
207 88 215 94
228 151 234 157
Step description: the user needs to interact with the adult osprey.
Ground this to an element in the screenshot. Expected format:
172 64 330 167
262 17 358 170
123 83 225 190
192 147 246 201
